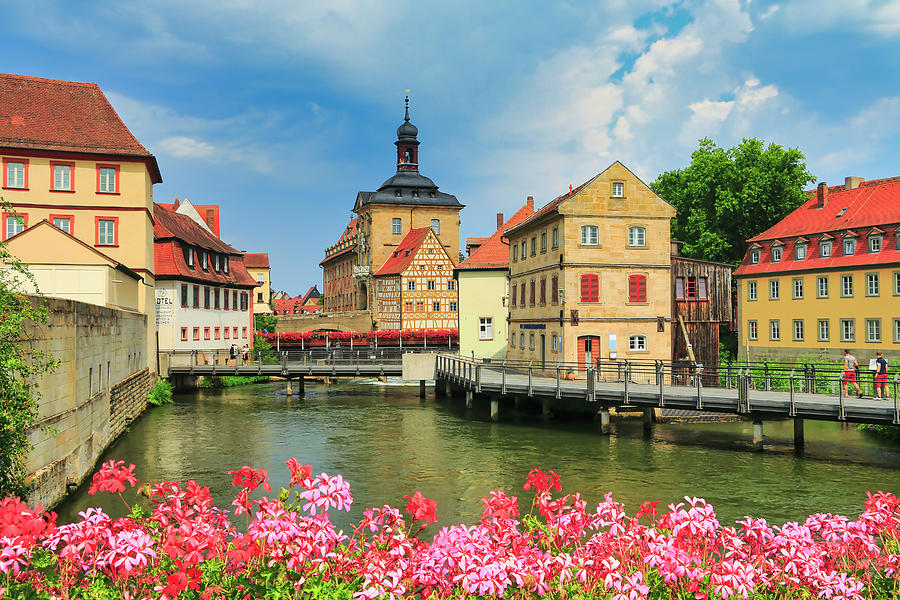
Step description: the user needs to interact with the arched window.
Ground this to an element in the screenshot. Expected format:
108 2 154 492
580 274 599 302
581 225 599 245
628 274 647 302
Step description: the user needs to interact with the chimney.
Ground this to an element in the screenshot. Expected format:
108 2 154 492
173 197 180 208
527 195 534 210
496 212 504 230
816 182 828 208
671 241 682 256
845 176 864 190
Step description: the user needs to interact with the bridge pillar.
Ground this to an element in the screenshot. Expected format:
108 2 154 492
419 380 426 401
445 379 452 398
793 418 805 454
514 396 521 410
466 389 473 409
285 378 292 396
490 397 500 422
435 378 446 398
297 376 305 394
542 397 551 420
752 419 764 452
599 408 610 434
642 407 654 431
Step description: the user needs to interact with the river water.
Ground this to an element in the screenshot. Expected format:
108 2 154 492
57 380 900 531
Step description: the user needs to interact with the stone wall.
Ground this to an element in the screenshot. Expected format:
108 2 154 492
276 309 374 334
23 296 152 509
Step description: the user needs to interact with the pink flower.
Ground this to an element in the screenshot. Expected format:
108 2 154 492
88 460 139 495
299 473 352 515
285 458 312 487
404 491 438 525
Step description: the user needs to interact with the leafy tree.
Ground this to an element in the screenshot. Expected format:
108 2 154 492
0 201 57 496
254 313 277 333
651 138 816 265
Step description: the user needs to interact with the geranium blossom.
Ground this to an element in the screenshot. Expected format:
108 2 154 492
88 460 139 495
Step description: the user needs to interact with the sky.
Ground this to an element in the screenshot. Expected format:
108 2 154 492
2 0 900 292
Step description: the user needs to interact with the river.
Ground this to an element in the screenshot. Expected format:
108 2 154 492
56 379 900 531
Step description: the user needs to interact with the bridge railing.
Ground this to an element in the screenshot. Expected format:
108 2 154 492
162 346 453 371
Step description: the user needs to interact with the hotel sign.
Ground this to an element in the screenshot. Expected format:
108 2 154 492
155 288 174 326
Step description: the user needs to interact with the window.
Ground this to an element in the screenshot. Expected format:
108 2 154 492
408 280 415 291
540 232 547 252
448 280 455 290
628 274 647 302
215 289 221 309
511 285 517 306
748 320 758 341
479 317 493 340
843 238 856 256
769 279 779 300
192 285 200 308
520 283 525 307
629 335 646 351
180 284 188 307
750 250 760 264
241 292 249 311
180 327 188 342
529 333 535 349
866 319 881 343
204 287 211 309
512 245 518 261
551 275 558 304
427 280 435 290
233 327 238 338
552 334 558 352
3 213 26 240
96 217 117 246
894 318 900 343
793 319 804 341
3 159 27 189
257 292 263 303
232 291 238 311
449 301 457 311
405 301 413 312
521 241 527 259
772 247 782 262
628 226 646 247
520 333 525 348
866 273 879 296
769 320 780 341
214 327 220 340
795 244 807 260
184 246 194 268
869 236 882 253
96 165 119 193
612 181 624 197
510 332 515 348
841 319 855 342
817 276 828 298
392 218 401 235
223 289 229 310
580 274 599 302
698 277 708 299
748 281 757 301
530 237 536 256
820 241 832 257
581 225 599 245
432 301 441 312
214 254 220 272
201 251 208 270
193 327 200 341
242 327 248 339
223 257 229 274
51 162 74 191
529 279 535 305
686 277 697 299
818 319 829 342
793 277 803 299
539 278 546 304
841 274 853 297
416 301 424 312
51 215 72 234
552 227 559 248
431 219 440 235
895 272 900 296
675 277 685 300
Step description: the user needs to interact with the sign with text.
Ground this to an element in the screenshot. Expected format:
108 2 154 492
519 323 546 330
156 288 174 326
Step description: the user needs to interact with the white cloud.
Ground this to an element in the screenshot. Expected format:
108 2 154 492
158 136 218 159
777 0 900 36
680 99 734 144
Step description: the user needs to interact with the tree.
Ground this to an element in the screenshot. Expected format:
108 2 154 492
254 313 277 333
0 200 57 496
651 138 816 265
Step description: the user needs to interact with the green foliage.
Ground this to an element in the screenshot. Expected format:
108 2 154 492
858 423 900 442
202 375 269 388
147 379 174 406
254 333 278 364
0 200 57 497
255 313 278 333
651 137 816 265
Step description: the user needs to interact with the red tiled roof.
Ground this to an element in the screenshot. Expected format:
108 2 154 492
466 236 489 246
320 218 358 266
457 202 536 270
339 218 357 242
0 73 161 183
154 204 237 255
243 253 270 268
374 227 432 276
274 295 323 314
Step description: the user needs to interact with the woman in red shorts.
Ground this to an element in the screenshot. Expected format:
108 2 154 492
874 350 889 399
842 349 862 398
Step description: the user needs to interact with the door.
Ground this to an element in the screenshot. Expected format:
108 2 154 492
578 335 601 373
540 334 546 369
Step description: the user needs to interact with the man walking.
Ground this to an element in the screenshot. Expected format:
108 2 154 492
874 351 889 399
842 349 862 398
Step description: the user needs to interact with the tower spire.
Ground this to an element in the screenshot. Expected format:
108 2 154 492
404 94 410 122
396 92 419 172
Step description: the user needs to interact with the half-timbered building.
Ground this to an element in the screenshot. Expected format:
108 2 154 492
373 227 458 330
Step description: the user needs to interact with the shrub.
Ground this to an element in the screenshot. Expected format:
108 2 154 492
147 379 173 406
202 375 269 388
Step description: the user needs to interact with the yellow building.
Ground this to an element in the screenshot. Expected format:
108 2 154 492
734 176 900 361
505 162 675 370
456 201 535 359
0 73 161 368
373 227 458 330
352 98 463 313
244 253 272 313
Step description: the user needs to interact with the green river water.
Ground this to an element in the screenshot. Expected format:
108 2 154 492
57 380 900 532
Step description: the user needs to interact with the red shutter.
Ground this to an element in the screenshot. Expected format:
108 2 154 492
577 337 586 372
551 275 558 303
581 275 598 302
530 280 535 304
591 337 601 364
540 278 546 304
511 285 517 305
629 275 647 302
581 275 589 302
520 283 526 307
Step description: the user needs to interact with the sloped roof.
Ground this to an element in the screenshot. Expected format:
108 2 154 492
154 204 238 255
0 73 162 183
299 285 320 305
748 177 900 242
374 227 432 276
158 201 220 236
506 176 598 234
457 202 536 271
244 253 270 268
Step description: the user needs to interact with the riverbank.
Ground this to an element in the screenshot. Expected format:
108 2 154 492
201 375 270 388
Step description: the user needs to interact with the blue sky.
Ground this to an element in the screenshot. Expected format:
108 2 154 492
3 1 900 291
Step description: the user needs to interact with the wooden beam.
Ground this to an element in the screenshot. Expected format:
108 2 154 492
678 314 696 364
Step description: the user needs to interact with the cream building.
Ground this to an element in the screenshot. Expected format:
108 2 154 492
505 162 675 370
244 253 272 313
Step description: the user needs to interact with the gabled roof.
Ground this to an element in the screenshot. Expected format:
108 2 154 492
374 227 433 276
749 176 900 242
154 204 239 255
457 202 536 271
158 200 220 237
0 73 162 183
299 285 320 305
244 253 270 268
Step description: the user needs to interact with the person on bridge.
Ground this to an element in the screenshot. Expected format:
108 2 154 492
873 351 889 399
842 349 862 398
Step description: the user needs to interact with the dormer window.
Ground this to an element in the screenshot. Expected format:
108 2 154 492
843 239 856 256
772 247 782 262
795 243 807 260
750 250 760 264
395 190 402 197
214 254 221 272
412 190 419 198
223 257 229 274
869 235 882 253
183 245 194 268
820 241 832 257
201 250 209 270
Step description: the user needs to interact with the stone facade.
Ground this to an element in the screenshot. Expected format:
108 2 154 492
275 309 374 334
24 296 152 509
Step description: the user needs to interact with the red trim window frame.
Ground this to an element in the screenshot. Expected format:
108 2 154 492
96 164 120 194
224 327 230 340
204 327 211 340
628 274 647 303
192 285 200 309
2 211 28 241
192 327 200 341
551 275 558 304
214 327 220 340
95 216 119 247
580 274 599 302
540 277 546 305
49 161 76 193
48 213 75 235
232 327 238 339
242 327 248 339
180 284 189 308
511 284 517 306
204 286 211 310
180 327 188 342
2 158 29 190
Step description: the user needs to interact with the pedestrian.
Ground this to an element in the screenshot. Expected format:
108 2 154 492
874 351 889 399
229 343 237 365
242 344 249 362
842 349 862 398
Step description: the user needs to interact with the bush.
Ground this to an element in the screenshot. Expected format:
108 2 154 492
147 379 173 406
254 313 277 333
202 375 269 388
